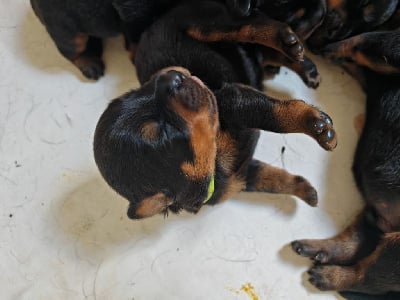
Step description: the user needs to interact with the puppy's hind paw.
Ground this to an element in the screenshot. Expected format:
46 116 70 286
291 240 330 263
293 176 318 207
308 265 355 291
73 56 105 80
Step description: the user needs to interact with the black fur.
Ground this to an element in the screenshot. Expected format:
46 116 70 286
94 1 336 219
308 0 399 50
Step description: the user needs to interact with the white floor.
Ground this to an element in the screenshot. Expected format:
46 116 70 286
1 1 366 299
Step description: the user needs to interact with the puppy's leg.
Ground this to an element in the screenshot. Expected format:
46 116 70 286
261 0 326 40
292 209 382 265
245 159 318 206
322 31 400 74
308 232 400 293
215 83 337 150
286 0 327 39
48 29 104 80
184 3 304 61
262 48 321 88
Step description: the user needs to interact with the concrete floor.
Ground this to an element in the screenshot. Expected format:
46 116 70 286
1 1 366 299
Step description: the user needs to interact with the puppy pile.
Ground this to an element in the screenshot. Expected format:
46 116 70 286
31 0 400 298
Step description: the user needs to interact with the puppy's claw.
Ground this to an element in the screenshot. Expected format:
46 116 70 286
314 251 327 262
291 241 304 255
282 32 297 45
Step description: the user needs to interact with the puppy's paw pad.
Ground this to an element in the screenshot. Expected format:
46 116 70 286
308 265 345 291
291 240 328 261
308 111 337 151
304 67 321 89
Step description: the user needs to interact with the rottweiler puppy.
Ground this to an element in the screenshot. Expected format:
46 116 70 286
93 1 337 219
291 32 400 296
30 0 179 79
307 0 399 50
30 0 319 81
225 0 327 78
227 0 327 40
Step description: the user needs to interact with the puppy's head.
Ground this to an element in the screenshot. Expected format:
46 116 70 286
308 0 398 50
94 67 219 219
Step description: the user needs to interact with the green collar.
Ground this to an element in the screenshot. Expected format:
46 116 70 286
203 175 215 203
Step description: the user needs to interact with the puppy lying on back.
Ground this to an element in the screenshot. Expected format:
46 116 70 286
93 1 337 219
291 29 400 296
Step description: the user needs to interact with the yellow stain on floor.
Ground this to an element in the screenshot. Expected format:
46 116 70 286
229 282 259 300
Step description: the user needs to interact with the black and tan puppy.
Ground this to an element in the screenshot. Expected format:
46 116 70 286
30 0 178 79
93 1 337 219
227 0 327 40
307 0 399 50
291 32 400 296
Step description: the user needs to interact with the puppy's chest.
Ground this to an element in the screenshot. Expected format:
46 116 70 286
216 130 259 176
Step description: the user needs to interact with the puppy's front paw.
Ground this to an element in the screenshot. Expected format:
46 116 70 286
73 56 105 80
308 265 356 291
279 27 304 61
307 110 337 151
291 240 330 263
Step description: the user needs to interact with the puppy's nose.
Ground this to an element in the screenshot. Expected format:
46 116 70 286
156 70 187 94
165 70 187 90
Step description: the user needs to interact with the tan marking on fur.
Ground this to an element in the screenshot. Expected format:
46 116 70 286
127 43 137 62
354 114 365 136
273 100 314 133
328 0 344 9
297 211 367 264
187 23 300 58
354 237 391 284
141 122 159 142
216 131 238 175
171 100 218 179
73 33 88 54
219 176 246 202
135 193 173 218
253 163 296 191
319 265 361 290
295 8 305 19
331 36 362 58
354 51 399 74
252 162 316 205
385 232 400 244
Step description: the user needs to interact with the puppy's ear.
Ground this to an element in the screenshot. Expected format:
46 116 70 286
127 193 173 219
362 0 398 26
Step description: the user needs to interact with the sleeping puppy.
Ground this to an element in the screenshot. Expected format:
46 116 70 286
93 1 337 219
225 0 327 78
30 0 179 80
291 32 400 296
307 0 399 50
227 0 327 40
